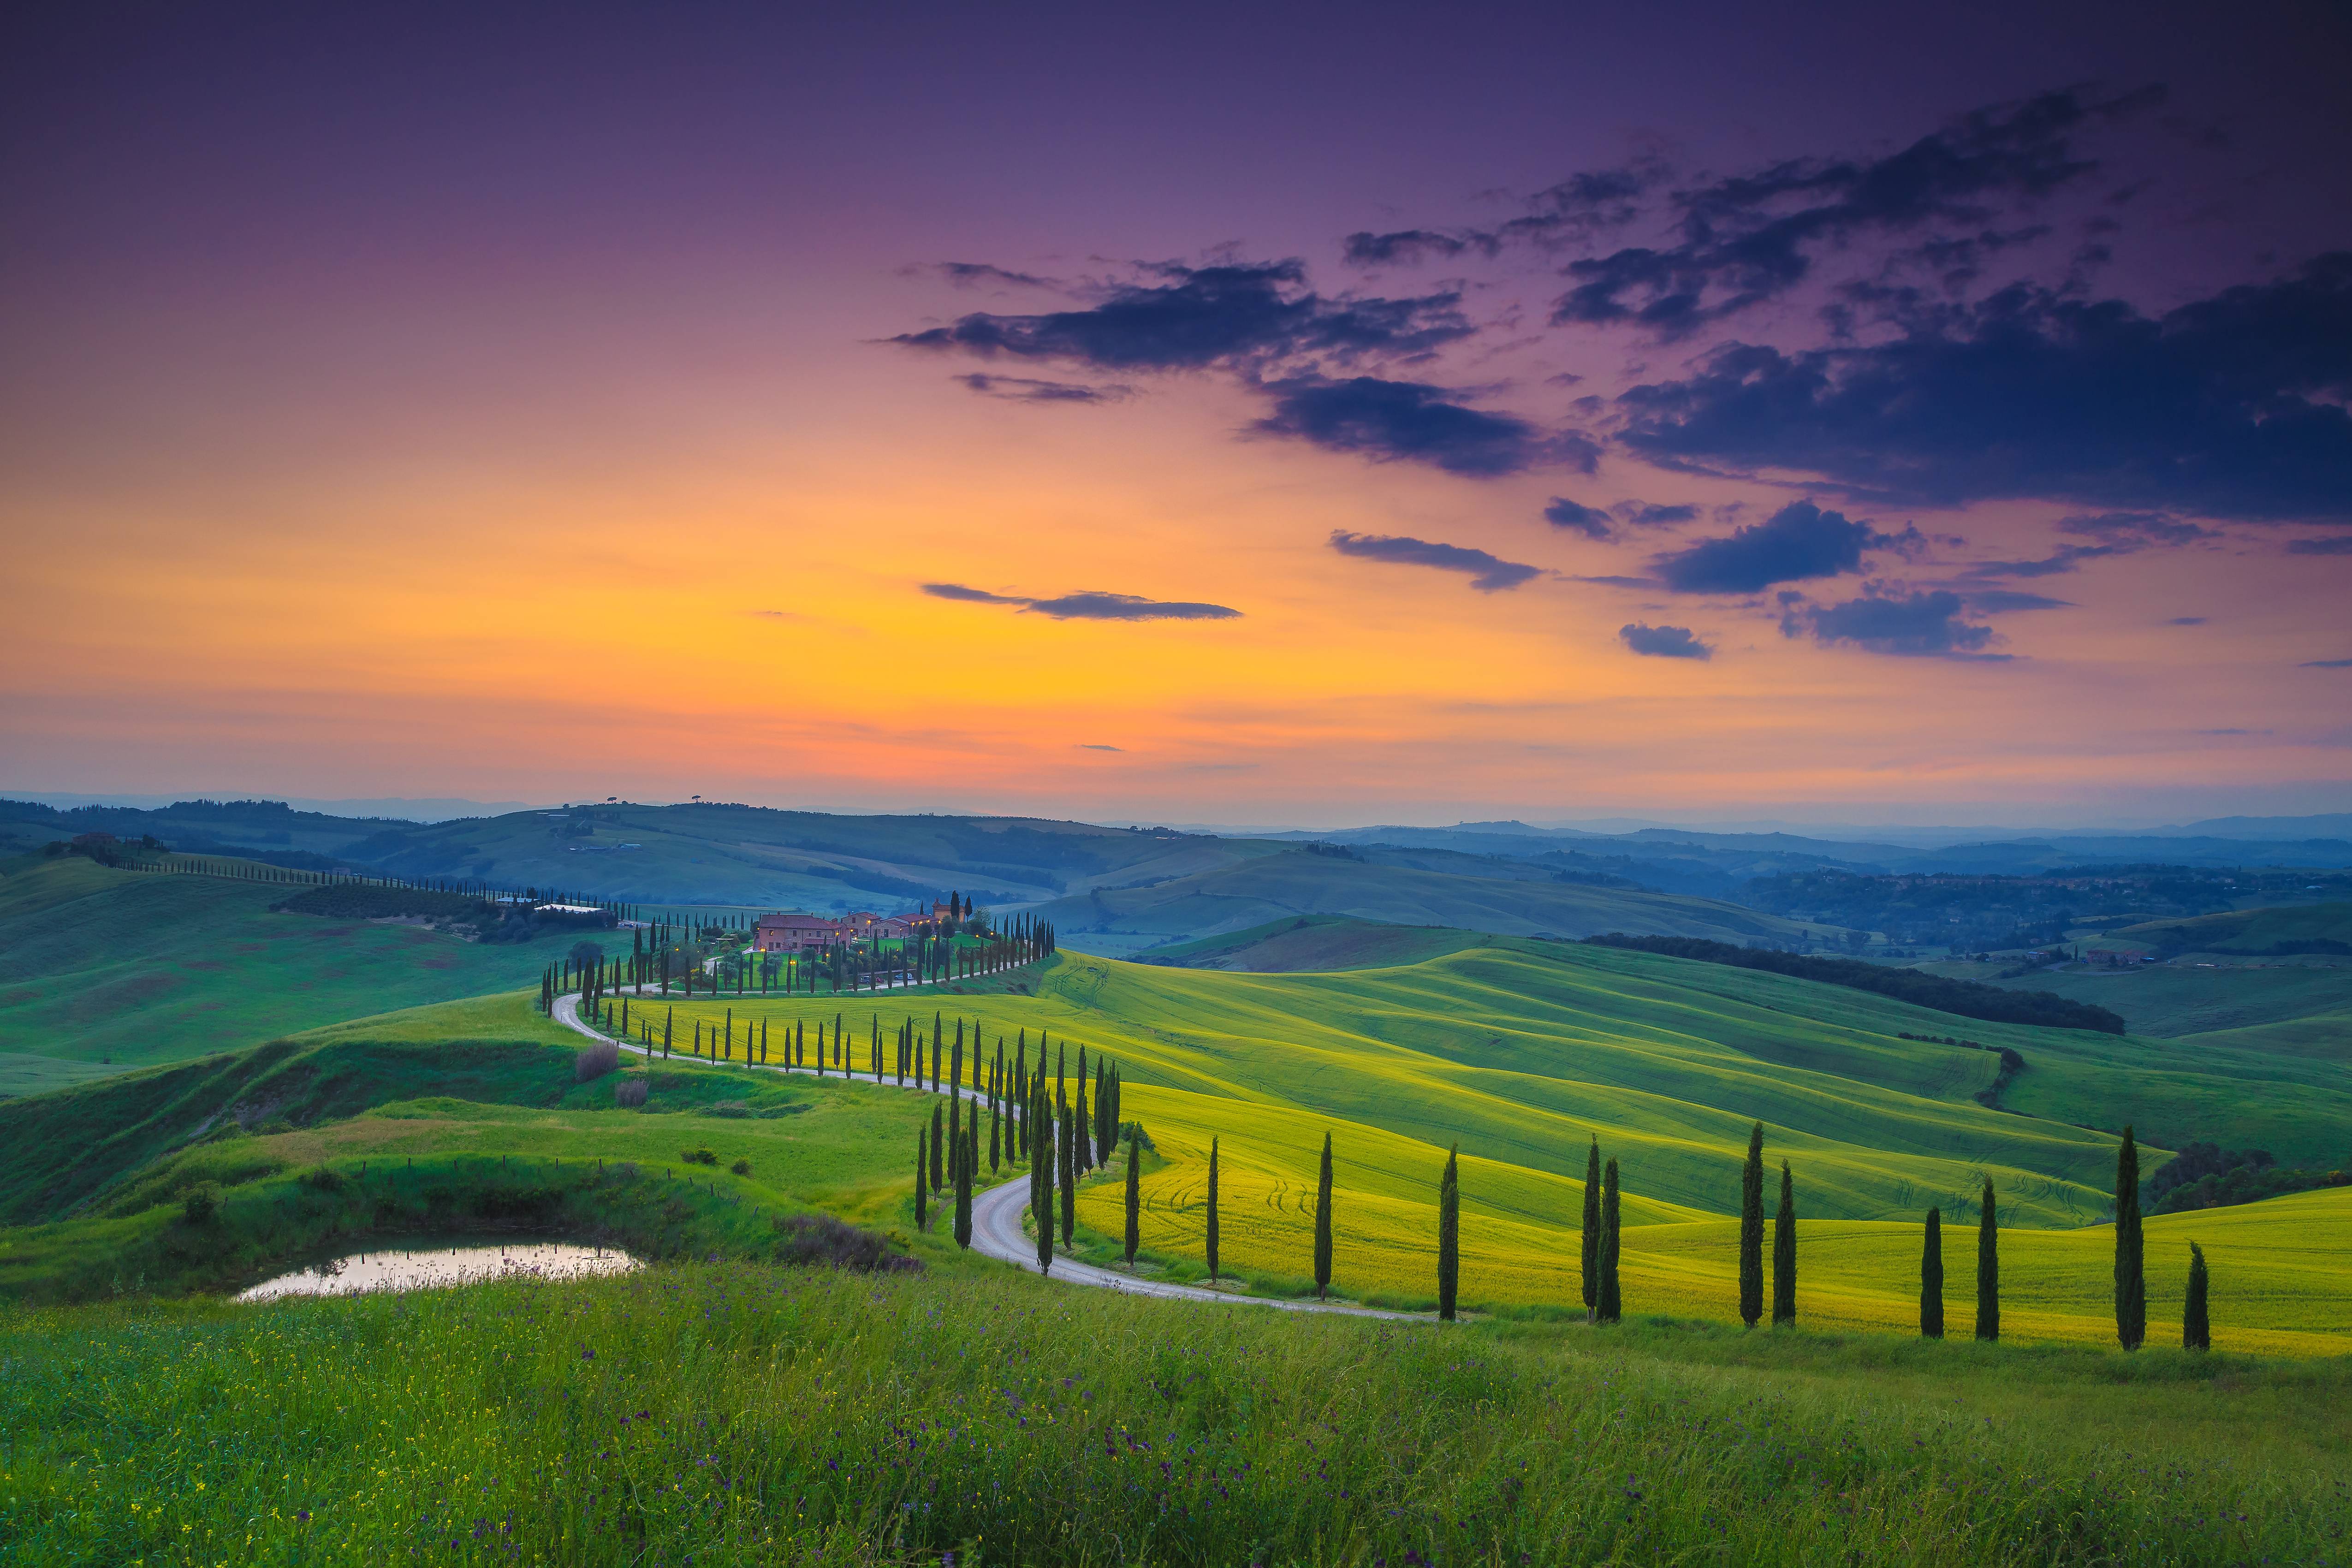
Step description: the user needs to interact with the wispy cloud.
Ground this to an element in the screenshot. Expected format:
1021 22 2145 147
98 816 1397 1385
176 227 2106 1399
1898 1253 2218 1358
1328 530 1544 592
921 583 1240 621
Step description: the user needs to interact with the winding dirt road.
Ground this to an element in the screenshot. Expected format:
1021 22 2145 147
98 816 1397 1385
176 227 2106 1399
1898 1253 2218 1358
552 990 1413 1320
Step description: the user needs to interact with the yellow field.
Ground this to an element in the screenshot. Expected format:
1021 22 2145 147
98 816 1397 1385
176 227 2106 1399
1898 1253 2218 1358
635 947 2352 1356
1080 1080 2352 1355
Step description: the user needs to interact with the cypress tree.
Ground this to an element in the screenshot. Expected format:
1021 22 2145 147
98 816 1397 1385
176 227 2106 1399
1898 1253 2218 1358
1772 1160 1797 1326
1738 1121 1765 1329
914 1128 928 1232
1033 1087 1055 1273
1075 1066 1093 1173
1598 1157 1622 1324
931 1103 945 1192
2184 1241 2210 1351
2115 1126 2145 1349
1057 1089 1075 1246
1975 1178 2000 1341
988 1064 1002 1172
1206 1135 1221 1282
1313 1132 1334 1300
1581 1136 1602 1321
1437 1143 1460 1323
1122 1126 1141 1265
953 1123 974 1249
1920 1207 1945 1338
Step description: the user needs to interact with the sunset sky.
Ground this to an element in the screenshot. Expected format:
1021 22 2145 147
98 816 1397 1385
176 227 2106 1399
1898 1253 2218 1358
5 1 2349 827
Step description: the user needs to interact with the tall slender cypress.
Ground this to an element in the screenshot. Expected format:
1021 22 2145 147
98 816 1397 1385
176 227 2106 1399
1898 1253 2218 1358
1206 1136 1221 1282
931 1103 945 1192
988 1065 1002 1172
1975 1178 2001 1341
1581 1136 1602 1321
1033 1087 1055 1272
1738 1121 1765 1328
1920 1206 1945 1338
1313 1132 1335 1300
1057 1089 1075 1247
2115 1126 2145 1349
1122 1126 1142 1265
1771 1160 1797 1325
2183 1241 2210 1351
953 1122 974 1249
1437 1143 1460 1323
1598 1157 1622 1324
914 1128 928 1231
1075 1067 1093 1173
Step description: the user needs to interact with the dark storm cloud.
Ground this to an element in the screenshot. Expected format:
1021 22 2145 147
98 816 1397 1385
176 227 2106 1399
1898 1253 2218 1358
1783 589 2002 659
955 373 1133 404
921 584 1240 621
892 260 1472 371
2304 658 2352 669
1544 497 1615 538
1328 530 1543 592
2287 535 2352 555
1619 622 1712 659
1355 166 1664 268
1256 377 1582 478
1615 255 2352 521
1551 89 2141 334
1616 500 1697 526
1651 500 1921 594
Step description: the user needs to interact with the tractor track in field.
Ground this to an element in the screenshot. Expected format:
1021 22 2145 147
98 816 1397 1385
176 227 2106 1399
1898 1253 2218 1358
552 990 1416 1322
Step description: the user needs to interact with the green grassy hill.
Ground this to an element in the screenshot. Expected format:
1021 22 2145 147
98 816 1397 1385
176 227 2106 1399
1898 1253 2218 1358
2108 900 2352 957
0 857 628 1084
1140 913 1487 970
1031 846 1833 956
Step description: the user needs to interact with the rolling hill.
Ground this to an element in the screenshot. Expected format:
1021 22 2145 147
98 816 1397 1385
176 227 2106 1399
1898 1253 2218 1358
0 856 629 1088
1028 845 1834 955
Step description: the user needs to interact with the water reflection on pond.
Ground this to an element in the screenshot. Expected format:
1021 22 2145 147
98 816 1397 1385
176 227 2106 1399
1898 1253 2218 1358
238 1241 641 1301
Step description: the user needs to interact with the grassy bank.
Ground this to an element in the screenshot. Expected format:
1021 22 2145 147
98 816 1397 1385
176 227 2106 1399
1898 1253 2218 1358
4 1264 2344 1566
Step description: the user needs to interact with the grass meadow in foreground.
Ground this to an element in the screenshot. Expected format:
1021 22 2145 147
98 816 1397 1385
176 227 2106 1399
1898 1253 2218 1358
4 1264 2346 1568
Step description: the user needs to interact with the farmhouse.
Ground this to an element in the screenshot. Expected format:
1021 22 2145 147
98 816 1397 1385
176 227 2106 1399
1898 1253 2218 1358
753 912 843 952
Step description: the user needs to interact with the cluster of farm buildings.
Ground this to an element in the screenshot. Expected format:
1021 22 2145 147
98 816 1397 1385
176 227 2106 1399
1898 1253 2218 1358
748 900 959 953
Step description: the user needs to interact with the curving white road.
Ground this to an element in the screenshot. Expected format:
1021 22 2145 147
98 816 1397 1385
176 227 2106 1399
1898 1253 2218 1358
553 990 1414 1320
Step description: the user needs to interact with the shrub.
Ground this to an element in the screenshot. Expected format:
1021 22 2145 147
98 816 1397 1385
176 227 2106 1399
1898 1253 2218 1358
613 1078 648 1109
297 1165 344 1194
576 1040 620 1082
731 1158 753 1176
179 1183 220 1225
771 1212 920 1271
684 1147 718 1166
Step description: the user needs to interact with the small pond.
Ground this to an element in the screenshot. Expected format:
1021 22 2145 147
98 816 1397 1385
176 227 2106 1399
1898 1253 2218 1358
238 1240 642 1301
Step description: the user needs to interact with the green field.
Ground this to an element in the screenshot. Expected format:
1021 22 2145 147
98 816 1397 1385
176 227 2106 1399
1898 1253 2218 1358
0 857 628 1081
1033 846 1831 955
7 1263 2347 1567
2105 900 2352 957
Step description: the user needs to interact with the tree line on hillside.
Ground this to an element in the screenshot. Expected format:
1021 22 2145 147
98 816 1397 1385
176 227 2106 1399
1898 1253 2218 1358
2143 1140 2351 1214
1584 933 2127 1033
542 915 1057 1016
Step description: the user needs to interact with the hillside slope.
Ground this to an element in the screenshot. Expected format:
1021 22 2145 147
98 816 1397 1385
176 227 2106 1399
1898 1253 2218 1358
0 858 620 1081
1030 847 1832 955
338 803 1275 908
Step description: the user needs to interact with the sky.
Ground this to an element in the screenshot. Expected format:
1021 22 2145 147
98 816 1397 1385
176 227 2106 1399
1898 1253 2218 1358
4 0 2350 829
